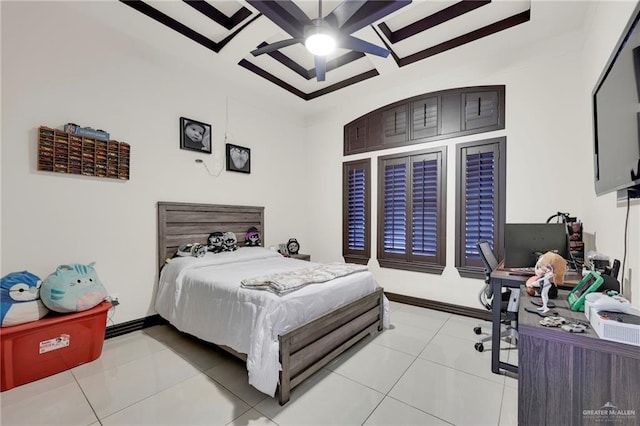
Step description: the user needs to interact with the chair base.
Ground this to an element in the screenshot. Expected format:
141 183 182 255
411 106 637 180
474 323 518 352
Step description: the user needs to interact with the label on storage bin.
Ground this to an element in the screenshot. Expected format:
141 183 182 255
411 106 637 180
39 334 70 354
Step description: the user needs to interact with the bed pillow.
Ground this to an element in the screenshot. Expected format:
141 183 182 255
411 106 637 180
159 247 283 290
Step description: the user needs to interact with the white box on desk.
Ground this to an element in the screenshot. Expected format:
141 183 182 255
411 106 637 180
587 307 640 347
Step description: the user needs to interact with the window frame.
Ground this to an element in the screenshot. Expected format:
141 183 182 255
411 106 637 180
377 147 447 274
342 158 371 265
455 137 506 279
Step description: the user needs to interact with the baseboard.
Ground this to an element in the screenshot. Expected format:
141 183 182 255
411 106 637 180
385 292 491 321
105 314 168 339
105 296 489 340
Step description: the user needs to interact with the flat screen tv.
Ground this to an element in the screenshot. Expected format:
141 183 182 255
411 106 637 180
593 3 640 196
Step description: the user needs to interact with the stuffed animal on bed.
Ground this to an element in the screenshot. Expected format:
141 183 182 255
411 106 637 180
0 271 49 327
526 251 567 313
222 232 238 252
40 263 108 313
175 243 207 258
245 227 261 247
207 232 224 253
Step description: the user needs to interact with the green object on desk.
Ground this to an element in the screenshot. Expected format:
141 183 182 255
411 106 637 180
567 271 604 311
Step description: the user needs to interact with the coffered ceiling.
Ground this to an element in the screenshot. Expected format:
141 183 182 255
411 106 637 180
120 0 532 101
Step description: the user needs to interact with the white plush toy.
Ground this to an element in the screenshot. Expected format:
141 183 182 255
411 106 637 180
175 243 207 258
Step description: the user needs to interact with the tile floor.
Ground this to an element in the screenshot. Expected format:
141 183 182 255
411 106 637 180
0 302 518 425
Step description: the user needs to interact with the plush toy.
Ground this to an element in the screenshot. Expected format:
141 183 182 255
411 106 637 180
207 232 224 253
222 232 238 252
245 227 261 247
535 251 567 285
40 263 108 313
0 271 49 327
175 243 207 258
526 252 567 313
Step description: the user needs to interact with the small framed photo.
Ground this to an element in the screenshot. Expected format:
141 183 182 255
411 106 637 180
180 117 212 154
226 143 251 173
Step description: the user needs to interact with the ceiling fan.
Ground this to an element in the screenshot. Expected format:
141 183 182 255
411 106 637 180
247 0 411 81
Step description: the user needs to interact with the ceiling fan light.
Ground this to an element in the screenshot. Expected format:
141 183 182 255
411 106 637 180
305 32 335 56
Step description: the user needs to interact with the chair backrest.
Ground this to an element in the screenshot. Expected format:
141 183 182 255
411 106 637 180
608 259 621 280
477 240 499 272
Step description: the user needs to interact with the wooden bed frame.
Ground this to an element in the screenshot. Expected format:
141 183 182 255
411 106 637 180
157 202 384 405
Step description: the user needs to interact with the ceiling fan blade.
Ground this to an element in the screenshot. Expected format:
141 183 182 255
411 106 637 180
324 0 367 29
329 0 411 34
247 0 311 39
251 38 303 56
338 35 389 57
314 55 327 82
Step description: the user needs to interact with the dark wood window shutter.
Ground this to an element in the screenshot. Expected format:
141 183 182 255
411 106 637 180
411 97 438 140
411 156 439 258
378 147 446 274
464 91 499 130
383 159 408 254
343 159 370 264
383 105 408 145
455 137 506 278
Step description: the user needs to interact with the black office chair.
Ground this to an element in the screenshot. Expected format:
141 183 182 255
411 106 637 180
606 259 621 280
473 241 519 352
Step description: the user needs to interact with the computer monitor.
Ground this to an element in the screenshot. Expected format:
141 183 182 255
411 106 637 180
503 223 569 268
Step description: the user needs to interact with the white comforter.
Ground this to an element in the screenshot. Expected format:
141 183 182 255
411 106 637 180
155 247 388 396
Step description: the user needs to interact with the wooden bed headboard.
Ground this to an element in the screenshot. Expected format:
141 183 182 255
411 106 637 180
157 202 265 269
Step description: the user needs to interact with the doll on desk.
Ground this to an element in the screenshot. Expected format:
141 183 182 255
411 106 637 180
525 251 567 314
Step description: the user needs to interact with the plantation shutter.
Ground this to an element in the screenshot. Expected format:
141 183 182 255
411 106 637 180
411 97 438 140
464 147 497 261
411 155 439 258
455 137 505 277
378 147 446 274
347 167 366 250
342 159 370 264
383 160 407 254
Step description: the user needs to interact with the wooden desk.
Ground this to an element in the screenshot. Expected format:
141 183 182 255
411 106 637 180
489 268 527 375
518 289 640 425
489 268 589 375
496 262 582 289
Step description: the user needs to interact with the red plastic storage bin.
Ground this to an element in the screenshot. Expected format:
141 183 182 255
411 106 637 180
0 301 111 391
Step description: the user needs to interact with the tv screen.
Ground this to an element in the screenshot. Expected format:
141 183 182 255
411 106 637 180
503 223 569 268
593 4 640 196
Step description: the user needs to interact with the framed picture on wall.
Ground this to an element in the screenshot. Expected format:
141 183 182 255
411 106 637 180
226 143 251 174
180 117 212 154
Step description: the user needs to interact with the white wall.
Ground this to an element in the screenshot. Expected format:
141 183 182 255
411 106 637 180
2 1 638 327
0 1 310 324
305 1 640 307
582 0 640 305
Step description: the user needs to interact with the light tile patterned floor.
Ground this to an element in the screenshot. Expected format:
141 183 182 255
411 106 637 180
0 302 518 425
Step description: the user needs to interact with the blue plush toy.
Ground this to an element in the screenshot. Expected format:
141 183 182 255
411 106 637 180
0 271 49 327
41 263 108 313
